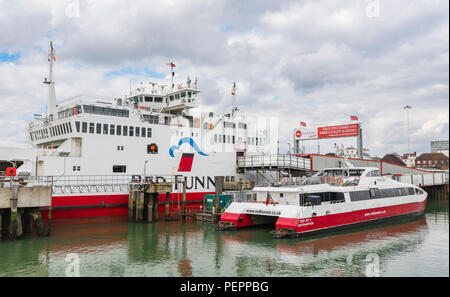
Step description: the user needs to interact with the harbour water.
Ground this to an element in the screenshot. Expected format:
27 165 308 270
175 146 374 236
0 196 448 277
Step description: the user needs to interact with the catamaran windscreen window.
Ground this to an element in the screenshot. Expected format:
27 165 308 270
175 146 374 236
349 169 365 177
154 97 163 103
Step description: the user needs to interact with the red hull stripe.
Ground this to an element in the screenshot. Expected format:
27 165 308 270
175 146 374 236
42 192 214 220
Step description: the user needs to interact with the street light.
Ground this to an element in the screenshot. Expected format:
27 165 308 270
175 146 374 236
403 105 412 155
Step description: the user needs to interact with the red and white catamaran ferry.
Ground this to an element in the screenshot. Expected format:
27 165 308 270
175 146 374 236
218 166 427 238
4 42 268 220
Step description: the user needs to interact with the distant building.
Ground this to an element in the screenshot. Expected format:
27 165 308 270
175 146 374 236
381 153 407 166
431 140 449 153
343 146 371 159
416 152 449 170
401 152 417 168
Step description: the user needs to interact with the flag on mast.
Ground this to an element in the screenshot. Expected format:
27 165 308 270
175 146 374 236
350 115 358 121
300 121 307 127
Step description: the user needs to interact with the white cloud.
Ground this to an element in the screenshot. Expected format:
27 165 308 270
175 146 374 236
0 0 448 157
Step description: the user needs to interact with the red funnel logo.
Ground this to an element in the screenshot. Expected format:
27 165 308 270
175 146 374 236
178 153 194 172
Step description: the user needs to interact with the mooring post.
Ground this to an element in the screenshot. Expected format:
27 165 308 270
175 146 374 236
182 181 186 221
165 192 170 220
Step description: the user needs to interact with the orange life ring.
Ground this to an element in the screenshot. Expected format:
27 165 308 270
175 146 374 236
336 177 344 184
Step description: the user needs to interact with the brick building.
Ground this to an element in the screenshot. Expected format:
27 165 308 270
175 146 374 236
415 152 449 170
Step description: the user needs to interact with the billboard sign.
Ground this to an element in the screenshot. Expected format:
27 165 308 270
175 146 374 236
294 124 359 140
317 124 359 139
294 128 319 140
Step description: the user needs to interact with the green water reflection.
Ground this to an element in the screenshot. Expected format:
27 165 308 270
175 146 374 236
0 197 448 277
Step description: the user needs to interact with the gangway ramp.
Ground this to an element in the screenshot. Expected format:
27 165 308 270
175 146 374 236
237 154 311 174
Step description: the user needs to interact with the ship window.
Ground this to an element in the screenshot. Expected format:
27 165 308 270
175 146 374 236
349 169 364 177
180 92 186 98
227 135 230 143
123 125 128 136
154 97 163 103
214 134 217 142
141 127 146 137
170 95 174 101
408 187 415 195
68 122 73 133
117 125 122 136
62 124 67 134
129 126 134 136
103 124 108 134
145 96 153 102
135 127 140 137
238 122 247 129
96 123 101 134
415 188 424 195
81 122 87 133
113 165 126 173
72 166 80 171
147 128 152 138
89 122 95 133
350 190 371 201
110 124 115 135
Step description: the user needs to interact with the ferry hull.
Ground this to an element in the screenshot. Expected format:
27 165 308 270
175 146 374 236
40 191 214 220
219 199 427 236
275 199 427 235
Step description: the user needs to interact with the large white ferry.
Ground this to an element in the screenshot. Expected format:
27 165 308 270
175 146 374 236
218 166 427 238
7 42 268 219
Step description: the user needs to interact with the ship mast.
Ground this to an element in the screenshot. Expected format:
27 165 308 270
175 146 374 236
43 41 56 117
231 82 238 118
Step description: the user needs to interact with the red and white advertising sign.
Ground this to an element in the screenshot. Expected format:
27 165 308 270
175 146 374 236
294 124 359 140
317 124 359 139
294 128 318 140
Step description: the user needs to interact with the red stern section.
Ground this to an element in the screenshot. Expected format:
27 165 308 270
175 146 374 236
220 212 254 228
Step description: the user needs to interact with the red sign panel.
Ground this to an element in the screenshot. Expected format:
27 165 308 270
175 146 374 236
317 124 359 139
295 130 302 138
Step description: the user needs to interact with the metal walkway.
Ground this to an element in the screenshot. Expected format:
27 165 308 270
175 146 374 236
237 154 312 173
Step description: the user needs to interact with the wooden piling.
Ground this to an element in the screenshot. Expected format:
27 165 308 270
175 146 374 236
9 184 19 240
182 181 186 221
31 208 46 237
128 187 135 221
147 193 153 223
136 192 144 222
165 192 170 220
23 209 33 234
153 193 158 221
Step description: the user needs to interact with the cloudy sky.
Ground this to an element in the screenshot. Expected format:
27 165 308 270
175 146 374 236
0 0 448 157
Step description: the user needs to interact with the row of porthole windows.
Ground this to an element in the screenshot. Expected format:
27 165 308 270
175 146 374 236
31 122 73 141
75 121 152 138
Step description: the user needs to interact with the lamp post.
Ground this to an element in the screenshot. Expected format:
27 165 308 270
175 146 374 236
403 105 412 155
